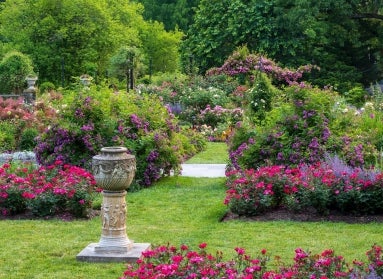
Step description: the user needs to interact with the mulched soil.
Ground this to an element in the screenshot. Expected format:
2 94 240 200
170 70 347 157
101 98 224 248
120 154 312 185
221 208 383 224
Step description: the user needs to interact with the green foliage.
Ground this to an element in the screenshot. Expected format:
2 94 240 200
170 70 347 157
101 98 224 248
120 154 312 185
0 121 17 152
137 0 200 31
0 0 183 86
184 0 383 91
35 85 204 187
28 192 65 217
343 85 368 108
0 51 34 94
39 81 56 93
18 127 39 151
2 175 383 277
139 20 183 74
0 187 27 215
229 83 383 170
247 72 277 123
108 46 144 83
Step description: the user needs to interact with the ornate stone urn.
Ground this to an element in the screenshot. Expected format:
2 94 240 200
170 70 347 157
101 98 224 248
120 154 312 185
92 147 136 252
92 147 136 191
76 146 150 262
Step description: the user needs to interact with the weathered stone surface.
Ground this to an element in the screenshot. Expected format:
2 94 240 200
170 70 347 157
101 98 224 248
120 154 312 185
76 242 151 263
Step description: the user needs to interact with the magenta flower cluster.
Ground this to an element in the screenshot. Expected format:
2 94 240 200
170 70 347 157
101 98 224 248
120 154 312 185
0 160 98 217
197 105 243 129
225 157 383 216
206 50 317 86
121 243 383 279
35 92 191 188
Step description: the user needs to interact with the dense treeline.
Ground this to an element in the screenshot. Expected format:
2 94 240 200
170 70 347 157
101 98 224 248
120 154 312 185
134 0 199 31
182 0 383 92
0 0 182 86
0 0 381 92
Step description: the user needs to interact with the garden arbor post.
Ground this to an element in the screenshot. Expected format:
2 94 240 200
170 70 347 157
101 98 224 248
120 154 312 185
76 146 150 262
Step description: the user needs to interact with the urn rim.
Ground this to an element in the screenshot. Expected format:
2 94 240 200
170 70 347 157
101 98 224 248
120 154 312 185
101 146 127 153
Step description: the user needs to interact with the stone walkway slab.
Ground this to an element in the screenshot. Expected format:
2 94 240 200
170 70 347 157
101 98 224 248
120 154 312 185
180 164 226 177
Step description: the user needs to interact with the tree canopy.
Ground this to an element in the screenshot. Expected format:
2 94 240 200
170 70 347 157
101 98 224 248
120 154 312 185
0 0 183 86
183 0 383 91
136 0 200 31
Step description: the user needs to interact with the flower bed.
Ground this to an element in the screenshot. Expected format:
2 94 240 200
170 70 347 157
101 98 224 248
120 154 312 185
0 160 98 217
225 155 383 217
121 243 383 278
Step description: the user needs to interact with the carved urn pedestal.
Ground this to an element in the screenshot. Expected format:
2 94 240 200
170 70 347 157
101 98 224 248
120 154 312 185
76 147 150 263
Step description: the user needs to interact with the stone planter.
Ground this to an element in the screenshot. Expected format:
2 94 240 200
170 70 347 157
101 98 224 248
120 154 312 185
77 146 150 262
92 147 135 252
92 147 136 191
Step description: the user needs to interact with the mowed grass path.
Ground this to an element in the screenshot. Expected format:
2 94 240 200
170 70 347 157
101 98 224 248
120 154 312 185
1 143 383 278
185 142 228 164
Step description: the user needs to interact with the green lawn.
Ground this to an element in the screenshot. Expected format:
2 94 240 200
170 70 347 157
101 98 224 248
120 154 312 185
185 142 228 164
1 176 383 278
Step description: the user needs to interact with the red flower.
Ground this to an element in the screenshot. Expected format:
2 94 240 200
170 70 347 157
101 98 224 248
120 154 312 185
261 249 267 255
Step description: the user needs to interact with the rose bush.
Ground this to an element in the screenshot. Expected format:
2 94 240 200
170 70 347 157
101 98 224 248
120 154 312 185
121 243 383 279
225 155 383 217
0 160 98 217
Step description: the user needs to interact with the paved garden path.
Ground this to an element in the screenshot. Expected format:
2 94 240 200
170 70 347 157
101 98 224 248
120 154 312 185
180 164 226 177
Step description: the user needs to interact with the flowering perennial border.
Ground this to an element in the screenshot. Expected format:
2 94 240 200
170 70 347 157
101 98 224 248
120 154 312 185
0 160 98 217
225 157 383 216
121 243 383 279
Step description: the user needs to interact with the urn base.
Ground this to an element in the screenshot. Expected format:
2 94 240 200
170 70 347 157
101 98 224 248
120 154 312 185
76 242 151 263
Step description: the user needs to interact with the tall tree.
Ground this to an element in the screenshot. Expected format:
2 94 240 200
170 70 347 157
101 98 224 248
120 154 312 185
136 0 199 31
183 0 383 91
0 0 182 86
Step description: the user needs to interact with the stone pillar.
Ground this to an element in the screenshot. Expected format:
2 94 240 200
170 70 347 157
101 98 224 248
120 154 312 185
95 191 133 252
76 146 150 263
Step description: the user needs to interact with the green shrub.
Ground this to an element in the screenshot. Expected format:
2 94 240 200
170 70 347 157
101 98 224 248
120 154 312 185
0 187 27 215
39 81 56 94
35 86 204 188
0 51 34 94
247 72 278 123
19 127 38 151
343 85 368 108
0 161 97 218
225 157 383 217
28 192 65 217
0 121 17 152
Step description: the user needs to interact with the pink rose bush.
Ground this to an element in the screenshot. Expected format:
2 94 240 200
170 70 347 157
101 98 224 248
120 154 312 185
121 243 383 278
225 155 383 217
0 160 98 217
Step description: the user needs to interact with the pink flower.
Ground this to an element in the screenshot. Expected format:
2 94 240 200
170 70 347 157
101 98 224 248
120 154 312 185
22 192 35 199
235 247 245 255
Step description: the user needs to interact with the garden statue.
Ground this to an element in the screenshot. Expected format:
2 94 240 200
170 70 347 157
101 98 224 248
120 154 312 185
76 147 150 262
